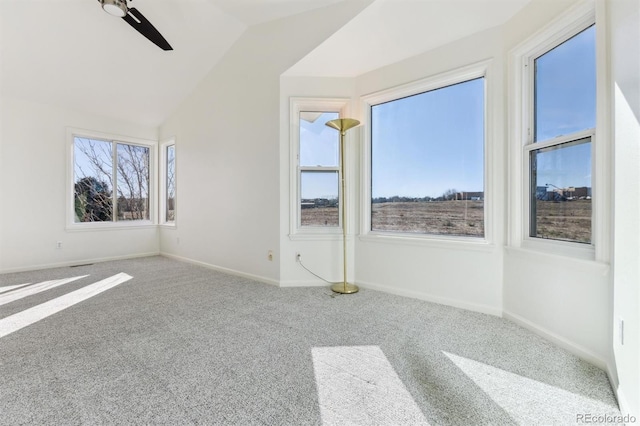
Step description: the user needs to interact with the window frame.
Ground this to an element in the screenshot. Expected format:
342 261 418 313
66 127 158 231
360 61 492 248
159 138 176 227
289 97 350 240
509 2 607 260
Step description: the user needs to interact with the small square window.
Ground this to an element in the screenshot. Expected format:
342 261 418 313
300 171 339 227
529 137 592 244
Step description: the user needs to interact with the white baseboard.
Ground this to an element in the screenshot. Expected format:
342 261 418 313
615 388 638 421
503 310 609 371
356 279 503 317
279 279 327 288
160 253 280 287
0 251 161 274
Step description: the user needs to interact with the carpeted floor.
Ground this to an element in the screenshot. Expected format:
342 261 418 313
0 256 621 425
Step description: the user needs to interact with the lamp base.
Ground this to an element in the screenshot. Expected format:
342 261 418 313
330 282 359 294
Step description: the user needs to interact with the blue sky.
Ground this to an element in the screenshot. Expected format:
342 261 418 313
372 78 484 198
301 25 595 200
299 112 340 199
534 25 595 190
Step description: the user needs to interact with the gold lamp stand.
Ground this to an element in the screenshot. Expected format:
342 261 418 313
325 118 360 294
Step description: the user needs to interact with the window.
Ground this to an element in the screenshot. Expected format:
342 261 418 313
160 140 176 225
300 111 340 227
368 76 485 238
290 98 349 237
527 24 595 245
69 130 155 227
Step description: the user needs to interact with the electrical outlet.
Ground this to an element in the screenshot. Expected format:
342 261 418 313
56 241 62 249
268 250 273 261
296 253 302 262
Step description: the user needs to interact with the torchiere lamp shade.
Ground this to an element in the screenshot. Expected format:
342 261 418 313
325 118 360 134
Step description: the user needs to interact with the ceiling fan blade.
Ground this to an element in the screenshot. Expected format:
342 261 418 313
122 7 173 51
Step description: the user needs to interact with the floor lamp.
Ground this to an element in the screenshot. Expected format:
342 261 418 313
325 118 360 294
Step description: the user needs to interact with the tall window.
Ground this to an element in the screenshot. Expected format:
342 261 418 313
370 77 485 238
72 135 153 225
299 111 340 227
528 24 595 244
161 141 176 224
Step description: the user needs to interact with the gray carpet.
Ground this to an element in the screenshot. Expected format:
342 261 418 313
0 256 621 425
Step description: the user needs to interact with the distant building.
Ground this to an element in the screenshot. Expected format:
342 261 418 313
455 191 484 201
535 186 591 201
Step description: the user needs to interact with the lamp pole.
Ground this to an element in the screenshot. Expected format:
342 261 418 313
325 118 360 294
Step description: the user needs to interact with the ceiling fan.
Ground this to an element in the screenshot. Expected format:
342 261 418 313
98 0 173 51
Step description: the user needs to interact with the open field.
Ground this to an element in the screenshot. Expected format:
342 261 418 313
534 199 591 243
301 200 485 236
301 207 339 227
301 199 592 243
372 201 484 237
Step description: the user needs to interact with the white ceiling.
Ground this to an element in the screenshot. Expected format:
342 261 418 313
0 0 341 127
285 0 532 77
0 0 532 128
210 0 345 26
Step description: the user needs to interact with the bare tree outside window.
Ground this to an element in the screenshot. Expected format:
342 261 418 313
166 145 176 221
116 143 150 221
73 137 150 223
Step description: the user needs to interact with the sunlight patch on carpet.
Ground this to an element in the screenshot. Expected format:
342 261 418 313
0 283 31 294
0 275 88 306
443 351 619 425
312 345 429 425
0 273 132 338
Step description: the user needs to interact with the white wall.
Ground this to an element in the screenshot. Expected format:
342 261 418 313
159 1 374 284
503 0 614 372
280 0 628 381
352 27 507 316
0 97 159 273
610 0 640 417
279 28 508 317
278 76 357 287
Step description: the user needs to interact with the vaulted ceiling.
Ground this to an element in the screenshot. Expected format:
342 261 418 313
0 0 531 127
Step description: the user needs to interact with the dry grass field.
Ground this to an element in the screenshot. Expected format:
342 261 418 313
372 201 484 237
301 200 485 236
301 199 592 243
534 199 591 243
301 207 339 227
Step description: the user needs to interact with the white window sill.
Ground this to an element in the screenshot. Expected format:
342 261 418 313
504 246 607 274
359 232 495 252
519 237 595 261
289 228 345 241
66 221 156 232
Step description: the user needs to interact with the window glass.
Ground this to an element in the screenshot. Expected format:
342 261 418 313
300 171 339 227
371 78 485 237
116 143 150 221
299 110 341 228
528 23 595 245
74 138 113 222
530 137 592 243
166 145 176 222
300 112 339 167
72 136 151 224
534 25 596 142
